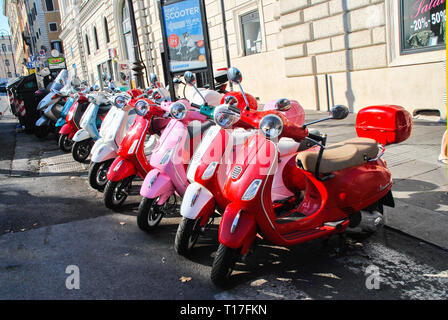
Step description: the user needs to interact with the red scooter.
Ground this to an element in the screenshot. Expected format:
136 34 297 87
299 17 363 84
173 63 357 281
103 86 169 210
210 103 413 286
58 90 91 152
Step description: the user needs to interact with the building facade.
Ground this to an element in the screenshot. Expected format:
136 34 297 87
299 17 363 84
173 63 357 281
0 35 16 80
4 0 63 76
57 0 447 120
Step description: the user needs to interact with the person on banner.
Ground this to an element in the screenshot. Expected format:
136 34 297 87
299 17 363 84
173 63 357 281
176 32 200 61
439 130 447 164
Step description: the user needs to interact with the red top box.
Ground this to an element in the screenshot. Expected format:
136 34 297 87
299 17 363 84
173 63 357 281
356 105 413 145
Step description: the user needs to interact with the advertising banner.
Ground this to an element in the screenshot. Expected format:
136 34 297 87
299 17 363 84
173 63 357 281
401 0 446 52
162 0 208 73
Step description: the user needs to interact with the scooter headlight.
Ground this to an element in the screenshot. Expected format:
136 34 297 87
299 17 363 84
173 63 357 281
242 179 262 201
114 95 128 109
170 102 188 120
135 100 149 116
201 161 218 180
260 114 283 140
213 104 241 128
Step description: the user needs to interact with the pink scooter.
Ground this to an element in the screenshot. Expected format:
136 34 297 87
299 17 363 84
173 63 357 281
136 73 222 231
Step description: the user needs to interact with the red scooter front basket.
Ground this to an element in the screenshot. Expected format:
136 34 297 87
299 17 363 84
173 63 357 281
356 105 413 145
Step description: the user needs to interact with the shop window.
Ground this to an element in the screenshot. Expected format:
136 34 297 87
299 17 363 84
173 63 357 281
400 0 446 54
241 10 262 56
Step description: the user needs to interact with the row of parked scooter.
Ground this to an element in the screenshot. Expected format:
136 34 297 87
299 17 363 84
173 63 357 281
31 67 413 286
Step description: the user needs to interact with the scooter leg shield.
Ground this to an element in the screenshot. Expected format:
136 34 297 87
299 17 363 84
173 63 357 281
107 157 137 182
219 203 257 255
90 142 117 163
72 129 90 142
180 183 216 221
59 123 75 137
140 169 175 204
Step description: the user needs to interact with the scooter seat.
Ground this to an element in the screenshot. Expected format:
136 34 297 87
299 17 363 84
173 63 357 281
296 138 379 174
98 105 112 115
187 121 214 139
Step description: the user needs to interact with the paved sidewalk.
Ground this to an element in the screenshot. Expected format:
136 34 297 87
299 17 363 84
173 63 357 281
305 110 448 250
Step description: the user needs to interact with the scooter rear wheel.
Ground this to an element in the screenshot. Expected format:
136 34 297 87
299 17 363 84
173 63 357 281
137 197 164 232
58 134 73 152
174 217 202 256
211 244 240 288
72 140 92 163
103 177 134 211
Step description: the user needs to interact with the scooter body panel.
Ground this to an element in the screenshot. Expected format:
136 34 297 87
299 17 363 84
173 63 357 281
90 140 117 163
56 97 75 128
140 169 175 205
107 157 138 182
59 122 76 139
218 202 257 254
180 183 216 220
72 128 90 142
80 103 101 141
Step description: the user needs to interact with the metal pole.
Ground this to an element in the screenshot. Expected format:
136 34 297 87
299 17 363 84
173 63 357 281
219 0 233 91
127 0 145 88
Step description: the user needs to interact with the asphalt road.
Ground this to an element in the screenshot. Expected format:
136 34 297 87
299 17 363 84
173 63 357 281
1 112 448 300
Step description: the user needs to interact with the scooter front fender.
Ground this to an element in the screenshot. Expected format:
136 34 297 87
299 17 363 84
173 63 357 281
35 116 50 127
91 141 117 163
59 123 75 137
180 183 216 221
56 118 66 128
72 129 90 142
107 157 137 182
140 169 175 205
219 203 257 255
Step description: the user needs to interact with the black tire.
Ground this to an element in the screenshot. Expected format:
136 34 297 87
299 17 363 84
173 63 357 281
34 125 49 139
58 134 73 152
72 140 92 163
137 197 164 232
211 244 240 287
174 217 202 256
103 177 134 210
88 160 113 192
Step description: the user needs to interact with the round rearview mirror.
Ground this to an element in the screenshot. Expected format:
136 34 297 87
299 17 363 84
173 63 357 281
173 77 181 85
149 73 158 85
227 67 242 84
94 84 100 91
184 71 196 86
331 105 349 120
276 99 291 111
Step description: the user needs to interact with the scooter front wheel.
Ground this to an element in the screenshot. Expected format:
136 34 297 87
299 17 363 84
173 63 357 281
137 197 164 232
211 244 240 288
174 217 202 256
34 125 50 139
88 160 113 192
72 140 92 163
58 134 73 152
103 177 134 211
